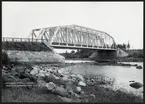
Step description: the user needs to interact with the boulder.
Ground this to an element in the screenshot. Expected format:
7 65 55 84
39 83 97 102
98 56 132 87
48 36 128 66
35 73 45 77
44 74 56 82
22 78 30 82
45 74 66 86
74 93 81 98
19 71 32 79
15 66 26 73
58 69 63 74
39 70 47 73
54 71 64 77
45 82 56 91
86 79 95 86
70 77 78 85
90 94 96 98
73 98 81 102
44 73 51 77
62 75 70 81
58 96 72 102
65 81 77 91
47 68 54 73
2 72 19 82
70 74 77 78
59 68 72 75
80 91 85 95
78 81 86 87
129 82 143 89
30 66 40 75
136 66 142 69
66 85 73 92
76 86 81 93
58 68 65 74
53 86 68 97
37 79 46 87
76 74 84 81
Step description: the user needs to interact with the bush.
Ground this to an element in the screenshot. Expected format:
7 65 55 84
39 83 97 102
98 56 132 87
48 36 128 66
128 51 143 58
2 51 10 65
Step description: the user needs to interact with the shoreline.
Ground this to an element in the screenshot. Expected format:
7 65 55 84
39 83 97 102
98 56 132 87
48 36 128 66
64 61 143 68
2 59 143 102
65 58 143 62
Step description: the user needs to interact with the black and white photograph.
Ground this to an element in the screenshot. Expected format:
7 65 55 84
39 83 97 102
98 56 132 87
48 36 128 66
2 1 143 103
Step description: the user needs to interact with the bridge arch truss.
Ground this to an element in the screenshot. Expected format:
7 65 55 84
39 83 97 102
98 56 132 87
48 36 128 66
31 25 116 50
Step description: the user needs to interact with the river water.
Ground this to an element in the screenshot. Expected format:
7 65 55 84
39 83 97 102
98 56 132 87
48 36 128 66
65 60 143 97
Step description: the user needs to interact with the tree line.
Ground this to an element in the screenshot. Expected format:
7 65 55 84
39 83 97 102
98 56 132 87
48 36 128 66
116 42 130 50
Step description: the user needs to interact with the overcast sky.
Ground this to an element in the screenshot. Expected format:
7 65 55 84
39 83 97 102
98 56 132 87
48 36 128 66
2 2 143 52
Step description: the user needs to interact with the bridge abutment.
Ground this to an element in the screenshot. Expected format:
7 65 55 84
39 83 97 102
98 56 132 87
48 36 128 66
89 50 117 61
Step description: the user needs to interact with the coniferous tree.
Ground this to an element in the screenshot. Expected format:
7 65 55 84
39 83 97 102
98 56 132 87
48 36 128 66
127 41 130 50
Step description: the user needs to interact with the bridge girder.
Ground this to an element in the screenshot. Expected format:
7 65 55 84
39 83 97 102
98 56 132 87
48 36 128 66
31 25 116 48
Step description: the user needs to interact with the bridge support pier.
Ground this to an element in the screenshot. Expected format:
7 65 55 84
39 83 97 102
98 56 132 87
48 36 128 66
89 50 117 61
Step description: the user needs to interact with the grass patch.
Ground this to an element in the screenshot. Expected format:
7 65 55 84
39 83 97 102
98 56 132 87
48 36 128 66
82 85 143 103
2 87 62 102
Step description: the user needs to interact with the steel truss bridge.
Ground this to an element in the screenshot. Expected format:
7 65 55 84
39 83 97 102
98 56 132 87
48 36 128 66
2 25 117 51
31 25 117 50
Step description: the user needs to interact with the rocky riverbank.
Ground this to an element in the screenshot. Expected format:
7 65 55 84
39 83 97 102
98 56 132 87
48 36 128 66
3 50 65 64
117 57 143 62
2 64 143 102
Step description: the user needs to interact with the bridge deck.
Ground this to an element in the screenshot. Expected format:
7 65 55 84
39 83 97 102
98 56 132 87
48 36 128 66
2 37 117 50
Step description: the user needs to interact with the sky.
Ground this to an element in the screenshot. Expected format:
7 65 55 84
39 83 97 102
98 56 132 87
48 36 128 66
2 2 143 53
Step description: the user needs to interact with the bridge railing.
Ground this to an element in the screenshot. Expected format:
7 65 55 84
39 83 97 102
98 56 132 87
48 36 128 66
2 37 117 50
2 37 47 42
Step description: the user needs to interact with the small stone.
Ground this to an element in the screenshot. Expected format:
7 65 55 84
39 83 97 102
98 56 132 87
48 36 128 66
129 80 135 82
134 64 138 66
78 81 86 87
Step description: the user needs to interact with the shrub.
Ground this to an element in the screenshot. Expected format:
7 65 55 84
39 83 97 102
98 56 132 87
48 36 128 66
2 51 10 65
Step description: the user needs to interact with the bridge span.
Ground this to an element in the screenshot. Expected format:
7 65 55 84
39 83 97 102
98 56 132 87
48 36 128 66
2 25 119 61
30 25 117 51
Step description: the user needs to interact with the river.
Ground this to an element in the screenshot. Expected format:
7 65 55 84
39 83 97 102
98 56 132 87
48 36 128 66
65 60 143 97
